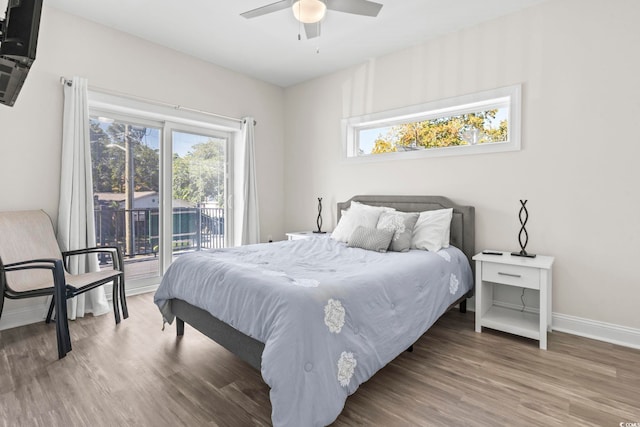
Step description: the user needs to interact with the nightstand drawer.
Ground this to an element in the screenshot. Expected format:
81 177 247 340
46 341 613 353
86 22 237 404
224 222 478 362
482 262 540 290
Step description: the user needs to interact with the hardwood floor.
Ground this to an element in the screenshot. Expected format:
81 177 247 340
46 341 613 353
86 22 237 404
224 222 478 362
1 293 639 426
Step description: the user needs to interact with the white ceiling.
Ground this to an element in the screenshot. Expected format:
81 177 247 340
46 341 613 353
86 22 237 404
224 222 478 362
45 0 548 87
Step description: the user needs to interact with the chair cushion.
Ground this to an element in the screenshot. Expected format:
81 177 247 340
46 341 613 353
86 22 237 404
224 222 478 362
65 270 121 290
0 210 64 292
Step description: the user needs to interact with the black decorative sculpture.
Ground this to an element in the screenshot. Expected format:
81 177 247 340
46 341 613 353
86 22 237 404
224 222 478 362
511 200 536 258
313 197 326 234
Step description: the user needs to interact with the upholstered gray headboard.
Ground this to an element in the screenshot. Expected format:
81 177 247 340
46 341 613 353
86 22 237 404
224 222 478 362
337 195 475 267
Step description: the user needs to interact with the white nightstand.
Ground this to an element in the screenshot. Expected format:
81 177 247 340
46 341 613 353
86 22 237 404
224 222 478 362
473 251 555 349
286 231 329 240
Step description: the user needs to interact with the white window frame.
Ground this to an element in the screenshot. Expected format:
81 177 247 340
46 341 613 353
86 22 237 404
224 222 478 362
164 123 232 272
88 91 240 287
342 84 521 162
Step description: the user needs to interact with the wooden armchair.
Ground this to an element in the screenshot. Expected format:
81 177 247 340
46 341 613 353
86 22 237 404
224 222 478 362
0 210 126 359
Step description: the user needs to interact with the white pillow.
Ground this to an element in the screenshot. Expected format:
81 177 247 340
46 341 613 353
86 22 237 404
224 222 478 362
411 208 453 252
331 202 395 243
350 201 395 214
331 210 352 242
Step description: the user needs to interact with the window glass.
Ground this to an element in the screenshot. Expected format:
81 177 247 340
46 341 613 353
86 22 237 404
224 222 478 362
171 130 227 260
90 116 161 281
344 85 520 160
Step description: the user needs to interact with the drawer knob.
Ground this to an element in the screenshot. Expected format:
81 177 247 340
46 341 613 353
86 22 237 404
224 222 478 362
498 272 521 278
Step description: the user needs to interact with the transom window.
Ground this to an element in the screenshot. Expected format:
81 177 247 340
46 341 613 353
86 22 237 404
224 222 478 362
343 85 521 161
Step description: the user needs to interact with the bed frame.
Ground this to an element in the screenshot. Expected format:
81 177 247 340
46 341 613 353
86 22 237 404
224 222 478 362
170 195 475 370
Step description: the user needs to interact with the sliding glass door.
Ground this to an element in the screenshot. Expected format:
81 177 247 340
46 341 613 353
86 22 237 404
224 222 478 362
90 112 233 289
170 129 229 261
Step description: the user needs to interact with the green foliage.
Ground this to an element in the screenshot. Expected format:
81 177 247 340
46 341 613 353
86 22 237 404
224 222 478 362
369 109 508 154
90 120 159 193
134 144 160 192
91 118 225 207
90 121 119 192
172 139 225 206
372 138 397 154
485 119 508 142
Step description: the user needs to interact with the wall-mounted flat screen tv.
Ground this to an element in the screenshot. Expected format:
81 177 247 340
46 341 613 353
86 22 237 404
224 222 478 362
0 0 43 107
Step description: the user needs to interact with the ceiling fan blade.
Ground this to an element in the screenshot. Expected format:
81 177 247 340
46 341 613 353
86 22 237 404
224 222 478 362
241 0 291 19
325 0 383 17
304 22 321 39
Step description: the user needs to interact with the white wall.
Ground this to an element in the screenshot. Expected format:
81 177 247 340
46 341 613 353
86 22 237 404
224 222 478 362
283 0 640 332
0 6 285 328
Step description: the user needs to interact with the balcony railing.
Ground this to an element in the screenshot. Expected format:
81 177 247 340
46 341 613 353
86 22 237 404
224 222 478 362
94 207 225 260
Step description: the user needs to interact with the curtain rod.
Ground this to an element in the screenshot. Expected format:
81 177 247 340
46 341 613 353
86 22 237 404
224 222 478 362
59 77 256 126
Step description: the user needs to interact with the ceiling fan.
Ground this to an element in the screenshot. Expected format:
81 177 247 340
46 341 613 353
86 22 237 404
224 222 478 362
241 0 383 39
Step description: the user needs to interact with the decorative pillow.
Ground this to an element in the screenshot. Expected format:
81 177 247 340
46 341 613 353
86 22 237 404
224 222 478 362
347 226 394 253
331 202 395 243
376 211 419 252
411 208 453 252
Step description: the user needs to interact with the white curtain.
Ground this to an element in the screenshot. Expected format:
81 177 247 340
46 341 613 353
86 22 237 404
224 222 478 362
241 117 260 245
57 77 110 319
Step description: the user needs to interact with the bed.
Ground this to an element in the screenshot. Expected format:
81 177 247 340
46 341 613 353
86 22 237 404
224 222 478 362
154 195 475 426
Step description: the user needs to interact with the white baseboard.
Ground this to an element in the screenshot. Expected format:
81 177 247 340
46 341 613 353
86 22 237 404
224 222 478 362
0 303 49 331
552 312 640 350
467 299 640 350
105 283 159 300
0 284 159 331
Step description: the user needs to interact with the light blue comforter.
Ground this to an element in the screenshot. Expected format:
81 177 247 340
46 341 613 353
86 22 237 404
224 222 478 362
154 236 473 426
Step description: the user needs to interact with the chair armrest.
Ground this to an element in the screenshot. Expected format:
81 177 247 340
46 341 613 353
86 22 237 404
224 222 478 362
63 246 120 256
62 246 124 271
1 258 71 297
2 258 62 270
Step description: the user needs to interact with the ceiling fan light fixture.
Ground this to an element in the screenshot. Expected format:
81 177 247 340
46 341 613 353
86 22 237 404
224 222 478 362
292 0 326 24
